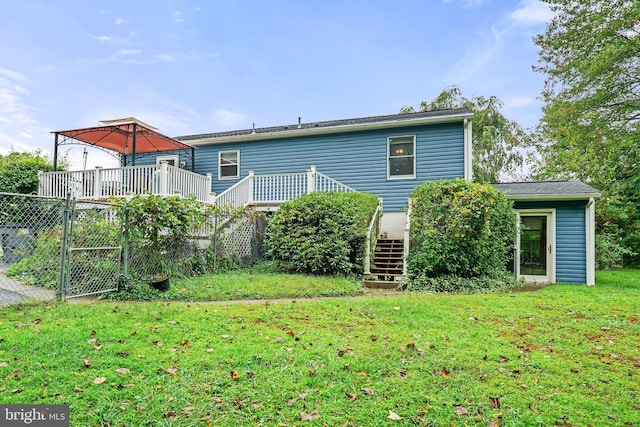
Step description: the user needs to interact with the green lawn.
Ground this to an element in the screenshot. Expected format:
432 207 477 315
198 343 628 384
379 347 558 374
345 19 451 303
0 270 638 426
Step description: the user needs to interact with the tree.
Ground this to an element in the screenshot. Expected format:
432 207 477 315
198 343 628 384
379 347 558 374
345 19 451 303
401 85 530 183
533 0 640 265
0 150 60 194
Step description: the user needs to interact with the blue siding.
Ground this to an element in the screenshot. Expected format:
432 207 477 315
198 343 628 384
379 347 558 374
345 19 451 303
515 201 587 284
190 122 464 211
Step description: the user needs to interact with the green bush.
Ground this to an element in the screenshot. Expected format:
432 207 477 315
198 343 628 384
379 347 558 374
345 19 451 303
265 191 379 275
406 179 520 292
595 230 637 270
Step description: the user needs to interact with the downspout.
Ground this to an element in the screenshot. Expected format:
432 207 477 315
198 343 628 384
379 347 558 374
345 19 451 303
463 118 473 180
586 197 596 286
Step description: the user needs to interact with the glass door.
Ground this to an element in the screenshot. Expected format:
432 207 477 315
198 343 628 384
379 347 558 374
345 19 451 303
517 212 554 283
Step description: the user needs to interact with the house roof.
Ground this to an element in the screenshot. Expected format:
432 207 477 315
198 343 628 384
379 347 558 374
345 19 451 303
176 107 473 144
54 117 196 155
492 181 601 201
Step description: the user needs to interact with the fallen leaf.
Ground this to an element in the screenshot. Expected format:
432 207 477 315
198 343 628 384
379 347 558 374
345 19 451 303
87 338 97 345
300 410 319 421
441 367 450 378
8 369 20 378
231 371 240 379
455 406 470 416
370 335 378 341
393 306 400 311
166 367 178 375
489 397 501 409
180 340 190 347
115 368 130 374
182 406 194 415
388 410 402 420
287 331 296 337
83 359 92 368
347 393 358 401
93 377 107 384
94 344 103 350
164 410 177 418
362 387 375 396
73 387 84 393
499 355 510 363
487 421 500 427
0 362 8 367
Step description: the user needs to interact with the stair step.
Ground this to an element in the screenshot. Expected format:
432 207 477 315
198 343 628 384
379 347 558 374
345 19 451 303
363 280 402 290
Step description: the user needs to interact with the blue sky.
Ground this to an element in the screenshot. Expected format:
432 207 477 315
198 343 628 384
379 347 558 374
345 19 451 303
0 0 553 169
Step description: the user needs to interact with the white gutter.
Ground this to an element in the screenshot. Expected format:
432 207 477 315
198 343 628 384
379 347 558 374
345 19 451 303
185 112 474 145
504 193 602 201
586 197 596 286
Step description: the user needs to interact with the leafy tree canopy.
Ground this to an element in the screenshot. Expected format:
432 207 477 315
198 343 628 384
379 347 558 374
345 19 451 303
533 0 640 264
401 85 531 183
0 150 62 194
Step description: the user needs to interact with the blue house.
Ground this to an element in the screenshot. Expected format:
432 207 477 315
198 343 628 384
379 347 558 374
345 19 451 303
44 109 599 285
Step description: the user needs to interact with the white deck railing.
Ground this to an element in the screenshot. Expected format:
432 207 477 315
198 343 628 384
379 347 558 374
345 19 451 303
213 165 355 210
38 163 213 203
364 198 383 275
403 197 411 276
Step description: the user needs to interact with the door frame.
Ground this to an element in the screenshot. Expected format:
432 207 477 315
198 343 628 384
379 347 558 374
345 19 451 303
515 209 556 284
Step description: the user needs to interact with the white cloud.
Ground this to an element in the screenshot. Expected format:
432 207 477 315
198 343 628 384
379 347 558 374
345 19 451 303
114 17 127 25
152 54 174 62
93 35 113 42
210 110 247 130
445 26 505 85
509 0 554 28
0 68 27 82
116 49 142 56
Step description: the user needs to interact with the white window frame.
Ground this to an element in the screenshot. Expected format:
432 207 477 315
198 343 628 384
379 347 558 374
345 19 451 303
156 155 179 166
218 150 240 180
387 135 416 180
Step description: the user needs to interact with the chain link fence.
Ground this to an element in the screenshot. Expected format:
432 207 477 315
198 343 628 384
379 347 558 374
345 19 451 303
0 193 265 305
0 193 65 305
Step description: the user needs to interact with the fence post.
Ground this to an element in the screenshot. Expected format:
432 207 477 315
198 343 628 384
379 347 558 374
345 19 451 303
307 165 316 193
123 205 129 278
57 193 72 301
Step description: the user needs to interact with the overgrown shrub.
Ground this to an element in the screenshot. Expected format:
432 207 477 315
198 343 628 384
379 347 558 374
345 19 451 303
265 191 379 275
595 230 637 270
405 179 520 292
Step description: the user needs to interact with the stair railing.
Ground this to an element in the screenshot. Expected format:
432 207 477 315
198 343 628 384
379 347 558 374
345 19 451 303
364 198 383 275
403 197 411 276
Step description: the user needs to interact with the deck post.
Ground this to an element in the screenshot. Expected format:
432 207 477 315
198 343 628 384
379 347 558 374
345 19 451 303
159 161 169 196
93 167 103 199
307 165 316 193
206 173 213 202
248 170 255 205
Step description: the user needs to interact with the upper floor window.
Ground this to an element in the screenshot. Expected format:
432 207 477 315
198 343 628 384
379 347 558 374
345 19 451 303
388 136 415 179
219 150 239 180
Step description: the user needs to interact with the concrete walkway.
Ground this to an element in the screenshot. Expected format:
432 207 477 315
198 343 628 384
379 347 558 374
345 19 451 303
0 262 56 306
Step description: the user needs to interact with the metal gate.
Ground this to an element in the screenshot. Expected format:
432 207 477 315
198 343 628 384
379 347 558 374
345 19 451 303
61 200 122 299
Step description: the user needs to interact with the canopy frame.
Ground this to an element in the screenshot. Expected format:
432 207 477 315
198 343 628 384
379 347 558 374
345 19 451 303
52 117 196 171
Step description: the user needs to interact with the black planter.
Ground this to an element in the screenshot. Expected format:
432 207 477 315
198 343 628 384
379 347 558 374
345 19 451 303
150 276 170 292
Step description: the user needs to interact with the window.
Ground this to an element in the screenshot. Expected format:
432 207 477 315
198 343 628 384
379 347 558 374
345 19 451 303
219 150 239 180
156 155 178 166
388 136 415 179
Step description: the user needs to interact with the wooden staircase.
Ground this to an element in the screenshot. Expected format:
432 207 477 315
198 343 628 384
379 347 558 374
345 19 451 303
364 238 405 289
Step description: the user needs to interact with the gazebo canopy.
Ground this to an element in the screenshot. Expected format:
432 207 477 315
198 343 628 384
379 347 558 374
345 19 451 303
52 117 196 169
